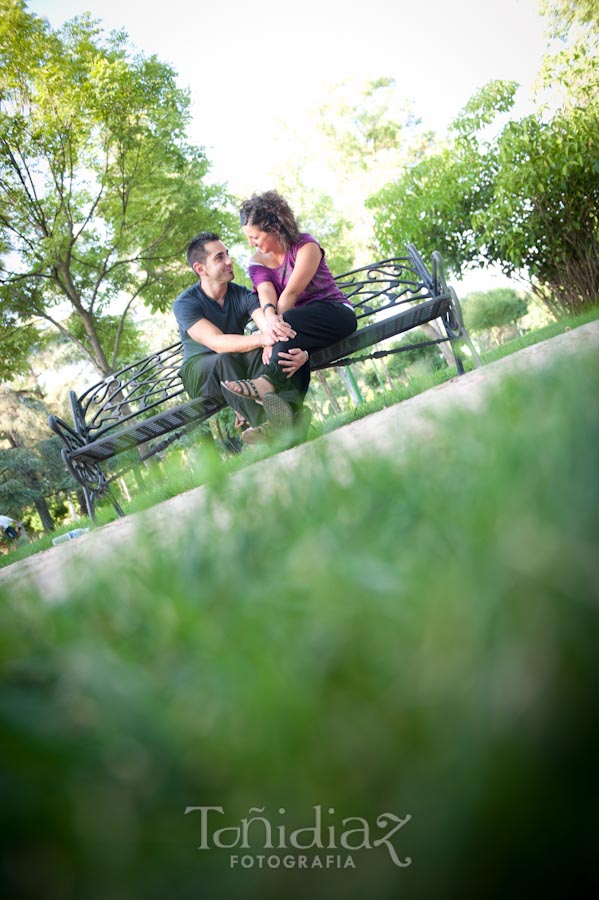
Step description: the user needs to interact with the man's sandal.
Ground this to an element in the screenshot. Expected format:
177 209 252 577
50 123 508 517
262 392 294 434
221 377 294 436
220 378 264 403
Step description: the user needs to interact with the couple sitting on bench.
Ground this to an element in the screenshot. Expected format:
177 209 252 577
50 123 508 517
173 190 357 446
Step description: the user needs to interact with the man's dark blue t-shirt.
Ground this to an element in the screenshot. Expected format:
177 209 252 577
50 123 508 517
173 282 260 362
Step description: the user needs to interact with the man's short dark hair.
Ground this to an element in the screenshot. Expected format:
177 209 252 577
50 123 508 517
186 232 221 269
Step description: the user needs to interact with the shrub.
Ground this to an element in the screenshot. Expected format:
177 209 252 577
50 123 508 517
462 288 529 334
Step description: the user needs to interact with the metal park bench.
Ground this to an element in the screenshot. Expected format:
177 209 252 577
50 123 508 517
48 244 480 520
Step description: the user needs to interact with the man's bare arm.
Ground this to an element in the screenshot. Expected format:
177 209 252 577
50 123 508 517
187 317 272 353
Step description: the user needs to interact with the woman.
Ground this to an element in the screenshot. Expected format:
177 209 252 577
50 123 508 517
221 190 357 436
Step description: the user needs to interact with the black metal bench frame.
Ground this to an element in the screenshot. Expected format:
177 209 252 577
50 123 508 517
48 244 481 520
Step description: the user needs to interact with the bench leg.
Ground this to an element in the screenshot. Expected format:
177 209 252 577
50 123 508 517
61 448 125 524
453 344 466 376
444 287 483 372
83 483 125 523
460 330 483 368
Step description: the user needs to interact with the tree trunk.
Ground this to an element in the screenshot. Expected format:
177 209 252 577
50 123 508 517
315 371 341 414
379 355 395 389
420 322 455 367
336 366 363 406
370 359 385 389
75 488 87 516
34 495 55 533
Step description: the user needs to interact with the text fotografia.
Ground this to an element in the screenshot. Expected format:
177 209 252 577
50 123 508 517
184 805 412 869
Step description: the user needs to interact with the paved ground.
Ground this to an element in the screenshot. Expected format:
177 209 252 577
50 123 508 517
1 320 597 600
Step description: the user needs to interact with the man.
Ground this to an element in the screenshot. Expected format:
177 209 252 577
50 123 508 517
0 514 19 541
173 232 306 440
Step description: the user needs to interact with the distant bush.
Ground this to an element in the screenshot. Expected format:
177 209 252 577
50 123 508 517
462 288 529 334
0 350 596 900
363 329 446 388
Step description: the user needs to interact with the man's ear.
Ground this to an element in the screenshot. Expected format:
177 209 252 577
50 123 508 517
193 261 205 278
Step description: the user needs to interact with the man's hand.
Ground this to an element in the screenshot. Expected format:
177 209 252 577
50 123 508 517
278 347 309 378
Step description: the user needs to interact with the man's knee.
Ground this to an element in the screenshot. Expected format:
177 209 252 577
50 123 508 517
181 353 227 400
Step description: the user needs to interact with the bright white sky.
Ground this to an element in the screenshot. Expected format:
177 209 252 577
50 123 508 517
27 0 552 292
28 0 550 190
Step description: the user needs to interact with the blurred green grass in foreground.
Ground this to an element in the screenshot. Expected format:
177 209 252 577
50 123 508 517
0 351 597 900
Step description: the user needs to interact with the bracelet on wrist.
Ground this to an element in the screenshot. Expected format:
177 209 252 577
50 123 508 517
262 303 277 314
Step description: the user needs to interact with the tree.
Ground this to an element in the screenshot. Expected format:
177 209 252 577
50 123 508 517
318 77 419 175
368 0 599 318
267 77 431 265
369 73 598 316
0 307 40 381
369 79 520 267
0 379 79 532
541 0 599 35
462 288 529 333
273 174 356 275
0 442 67 533
0 1 235 378
478 105 598 315
461 288 529 350
0 382 49 448
316 77 432 260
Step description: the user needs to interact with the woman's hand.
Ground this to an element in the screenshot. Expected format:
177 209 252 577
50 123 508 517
266 313 296 342
278 347 309 378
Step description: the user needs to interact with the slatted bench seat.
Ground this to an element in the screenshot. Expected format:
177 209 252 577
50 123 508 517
48 244 480 520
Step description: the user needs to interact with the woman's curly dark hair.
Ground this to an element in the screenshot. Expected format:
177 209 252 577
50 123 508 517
239 190 301 250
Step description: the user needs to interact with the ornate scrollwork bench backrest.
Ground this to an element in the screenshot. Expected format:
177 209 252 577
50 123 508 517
73 342 187 441
334 250 436 322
